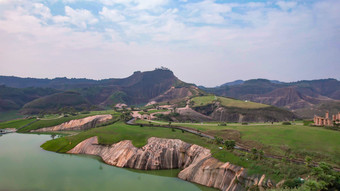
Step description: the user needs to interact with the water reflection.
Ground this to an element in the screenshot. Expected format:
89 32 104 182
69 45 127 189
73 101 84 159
0 133 217 191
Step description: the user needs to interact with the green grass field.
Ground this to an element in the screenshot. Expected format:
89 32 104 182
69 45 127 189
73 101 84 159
0 118 37 129
137 120 340 167
218 96 269 108
41 120 313 182
191 95 269 108
17 111 120 133
41 121 249 167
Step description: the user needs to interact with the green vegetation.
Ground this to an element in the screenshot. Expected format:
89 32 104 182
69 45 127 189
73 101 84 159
191 95 269 109
17 111 120 133
0 118 36 129
191 95 216 107
0 110 26 121
218 96 269 108
22 91 91 114
303 120 313 126
136 120 340 167
108 91 128 105
41 121 249 168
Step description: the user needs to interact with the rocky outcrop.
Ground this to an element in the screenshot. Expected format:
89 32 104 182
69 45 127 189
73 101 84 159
68 136 274 191
31 115 112 132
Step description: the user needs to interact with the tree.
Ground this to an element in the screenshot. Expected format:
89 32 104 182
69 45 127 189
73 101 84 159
251 148 258 160
214 136 223 145
225 140 235 150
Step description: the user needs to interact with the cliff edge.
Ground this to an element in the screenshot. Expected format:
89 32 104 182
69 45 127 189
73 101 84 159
68 136 274 191
31 114 112 132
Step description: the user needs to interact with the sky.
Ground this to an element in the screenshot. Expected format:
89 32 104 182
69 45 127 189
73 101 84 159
0 0 339 87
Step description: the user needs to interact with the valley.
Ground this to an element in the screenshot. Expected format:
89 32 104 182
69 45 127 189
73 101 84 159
0 69 339 191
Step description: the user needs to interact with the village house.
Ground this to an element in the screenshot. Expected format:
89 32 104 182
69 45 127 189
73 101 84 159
314 111 340 126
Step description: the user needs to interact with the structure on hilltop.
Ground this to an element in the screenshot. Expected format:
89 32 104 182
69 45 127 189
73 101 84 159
314 111 340 126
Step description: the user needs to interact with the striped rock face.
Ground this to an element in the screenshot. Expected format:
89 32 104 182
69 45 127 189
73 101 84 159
68 137 273 191
31 115 112 132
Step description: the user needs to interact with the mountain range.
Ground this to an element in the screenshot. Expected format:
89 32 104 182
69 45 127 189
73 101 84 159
201 78 340 118
0 69 339 118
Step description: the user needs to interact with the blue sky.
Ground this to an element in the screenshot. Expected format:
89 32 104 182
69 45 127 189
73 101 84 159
0 0 339 86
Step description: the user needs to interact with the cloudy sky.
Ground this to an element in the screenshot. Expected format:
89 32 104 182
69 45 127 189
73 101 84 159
0 0 339 87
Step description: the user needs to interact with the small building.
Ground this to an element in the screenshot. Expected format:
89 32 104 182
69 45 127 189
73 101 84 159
314 111 340 126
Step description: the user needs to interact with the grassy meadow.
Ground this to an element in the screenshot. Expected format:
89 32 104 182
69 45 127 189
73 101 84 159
41 121 248 167
0 118 36 129
137 120 340 167
1 109 338 182
17 110 119 133
191 95 269 108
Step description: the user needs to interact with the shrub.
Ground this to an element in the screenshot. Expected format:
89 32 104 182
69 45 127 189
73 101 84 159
225 140 235 150
282 122 291 125
214 136 223 145
242 122 248 125
218 123 227 126
283 178 303 188
303 120 313 126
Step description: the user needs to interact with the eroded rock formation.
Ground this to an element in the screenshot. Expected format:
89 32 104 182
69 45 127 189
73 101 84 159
31 115 112 132
68 136 274 191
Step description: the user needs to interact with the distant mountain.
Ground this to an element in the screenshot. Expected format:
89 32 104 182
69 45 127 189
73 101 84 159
1 71 338 118
0 68 203 114
219 80 244 87
21 91 92 114
0 76 98 89
202 78 340 118
0 85 59 112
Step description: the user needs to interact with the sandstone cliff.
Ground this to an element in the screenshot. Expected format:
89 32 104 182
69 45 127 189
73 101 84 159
68 136 274 191
31 115 112 132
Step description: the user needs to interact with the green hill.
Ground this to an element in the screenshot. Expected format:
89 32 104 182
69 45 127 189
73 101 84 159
22 91 91 114
190 95 296 122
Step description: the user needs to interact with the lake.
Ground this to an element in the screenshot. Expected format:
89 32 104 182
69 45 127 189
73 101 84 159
0 133 216 191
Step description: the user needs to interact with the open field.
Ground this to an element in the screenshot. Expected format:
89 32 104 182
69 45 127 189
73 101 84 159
0 118 36 129
136 120 340 167
18 111 120 133
2 109 336 182
42 120 313 182
41 121 248 167
191 95 269 109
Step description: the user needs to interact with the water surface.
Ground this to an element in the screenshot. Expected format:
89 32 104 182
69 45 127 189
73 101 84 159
0 133 216 191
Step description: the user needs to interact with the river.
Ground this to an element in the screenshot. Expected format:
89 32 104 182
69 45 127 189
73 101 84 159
0 133 216 191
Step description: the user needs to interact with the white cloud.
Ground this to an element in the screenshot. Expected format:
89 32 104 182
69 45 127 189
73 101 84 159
99 7 125 22
33 3 52 20
0 0 339 86
134 0 168 10
0 0 11 4
184 0 232 24
53 6 98 28
276 1 297 11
